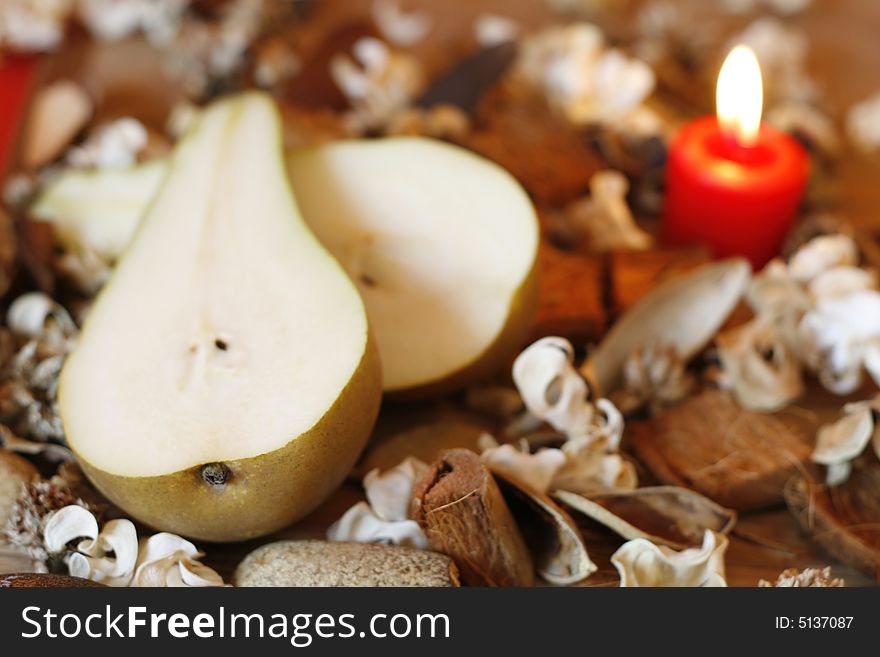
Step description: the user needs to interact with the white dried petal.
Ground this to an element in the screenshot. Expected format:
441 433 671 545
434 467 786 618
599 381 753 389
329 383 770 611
474 13 520 47
814 406 874 465
77 0 186 45
363 457 428 522
66 118 148 169
0 0 72 52
617 342 693 413
824 462 853 488
808 267 876 301
812 399 880 486
556 435 637 493
72 518 138 586
7 292 76 338
481 443 567 493
801 290 880 393
847 92 880 154
788 234 859 283
564 171 653 253
517 24 654 126
43 505 98 553
331 37 424 132
513 337 595 439
131 532 223 587
328 457 429 548
716 319 804 412
372 0 432 47
612 530 728 587
327 501 428 549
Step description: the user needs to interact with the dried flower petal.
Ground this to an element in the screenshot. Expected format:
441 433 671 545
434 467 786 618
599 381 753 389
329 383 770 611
331 37 425 133
812 397 880 486
131 532 224 587
327 501 428 549
611 530 728 587
759 566 844 587
7 293 76 339
846 91 880 154
557 170 653 253
481 440 567 493
43 505 98 553
364 457 429 523
66 118 149 169
474 13 520 48
372 0 432 47
328 457 429 548
716 318 804 412
614 342 693 414
516 24 655 126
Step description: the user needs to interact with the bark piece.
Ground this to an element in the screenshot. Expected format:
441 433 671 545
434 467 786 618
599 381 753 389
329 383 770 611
785 463 880 581
534 242 605 344
492 469 596 585
411 449 534 586
630 389 813 511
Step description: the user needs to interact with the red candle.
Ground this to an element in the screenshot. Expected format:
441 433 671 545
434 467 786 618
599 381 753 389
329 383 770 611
663 46 809 269
0 54 40 180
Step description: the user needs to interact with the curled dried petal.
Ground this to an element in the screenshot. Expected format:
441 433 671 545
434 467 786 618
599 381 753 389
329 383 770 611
364 457 429 522
611 530 728 587
43 505 98 553
326 501 428 549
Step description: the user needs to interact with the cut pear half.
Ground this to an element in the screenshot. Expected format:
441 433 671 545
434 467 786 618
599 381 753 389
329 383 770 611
288 139 540 396
59 93 382 541
32 159 168 261
36 138 540 398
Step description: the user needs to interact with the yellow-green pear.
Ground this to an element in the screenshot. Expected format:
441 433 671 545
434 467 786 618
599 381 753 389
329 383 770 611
58 93 382 542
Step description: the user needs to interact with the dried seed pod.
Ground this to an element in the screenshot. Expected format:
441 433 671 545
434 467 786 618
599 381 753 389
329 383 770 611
411 449 534 586
492 469 596 585
585 259 751 396
554 486 736 550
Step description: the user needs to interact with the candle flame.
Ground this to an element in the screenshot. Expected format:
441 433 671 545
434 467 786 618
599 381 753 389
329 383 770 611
716 45 763 148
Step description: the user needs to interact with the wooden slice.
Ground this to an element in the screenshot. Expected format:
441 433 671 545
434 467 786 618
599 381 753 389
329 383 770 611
630 389 814 511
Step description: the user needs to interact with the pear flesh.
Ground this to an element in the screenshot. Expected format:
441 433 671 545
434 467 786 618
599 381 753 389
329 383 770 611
59 94 382 542
288 139 540 396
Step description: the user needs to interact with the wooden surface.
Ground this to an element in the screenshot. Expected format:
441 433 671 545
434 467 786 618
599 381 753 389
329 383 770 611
6 0 880 586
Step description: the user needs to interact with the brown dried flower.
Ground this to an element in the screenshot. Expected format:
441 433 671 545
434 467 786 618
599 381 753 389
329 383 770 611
759 567 845 588
1 480 96 571
0 293 78 444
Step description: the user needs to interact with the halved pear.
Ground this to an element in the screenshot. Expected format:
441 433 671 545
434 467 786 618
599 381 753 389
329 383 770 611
58 93 382 542
36 138 540 398
31 159 168 261
288 139 540 397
